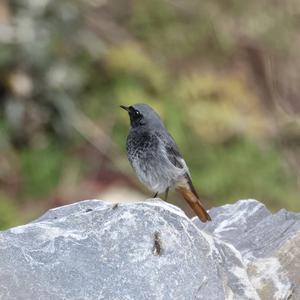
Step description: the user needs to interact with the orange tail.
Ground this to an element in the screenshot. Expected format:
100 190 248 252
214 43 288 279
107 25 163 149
176 184 211 223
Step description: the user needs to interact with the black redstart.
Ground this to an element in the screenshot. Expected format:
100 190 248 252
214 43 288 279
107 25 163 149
121 103 211 222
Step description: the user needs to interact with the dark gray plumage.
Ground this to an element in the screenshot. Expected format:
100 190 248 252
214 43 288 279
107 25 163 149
121 103 211 222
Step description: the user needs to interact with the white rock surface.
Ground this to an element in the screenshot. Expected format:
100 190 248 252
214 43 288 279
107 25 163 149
0 199 299 299
194 199 300 299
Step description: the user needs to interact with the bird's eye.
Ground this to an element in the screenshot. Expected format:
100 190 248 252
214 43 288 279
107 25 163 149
134 110 141 117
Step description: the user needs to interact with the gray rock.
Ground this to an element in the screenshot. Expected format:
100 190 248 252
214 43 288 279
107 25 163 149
0 198 299 300
194 199 300 299
194 199 300 259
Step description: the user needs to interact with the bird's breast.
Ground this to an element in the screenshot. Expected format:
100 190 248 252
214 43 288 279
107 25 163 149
126 130 184 193
126 131 159 159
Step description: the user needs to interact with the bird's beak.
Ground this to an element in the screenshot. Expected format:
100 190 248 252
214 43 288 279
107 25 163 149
120 105 130 112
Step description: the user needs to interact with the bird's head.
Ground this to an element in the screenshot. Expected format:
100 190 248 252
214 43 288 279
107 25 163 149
120 103 163 129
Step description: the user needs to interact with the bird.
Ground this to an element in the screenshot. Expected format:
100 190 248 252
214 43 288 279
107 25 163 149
120 103 211 222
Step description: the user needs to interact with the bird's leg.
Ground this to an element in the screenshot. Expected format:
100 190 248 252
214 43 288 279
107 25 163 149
153 192 158 198
164 187 169 201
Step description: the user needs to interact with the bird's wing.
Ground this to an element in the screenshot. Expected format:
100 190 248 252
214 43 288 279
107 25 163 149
159 131 188 171
162 132 200 193
165 144 184 169
158 132 211 222
166 144 199 196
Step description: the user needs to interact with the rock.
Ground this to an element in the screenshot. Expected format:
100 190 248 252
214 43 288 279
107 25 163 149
0 199 299 299
194 199 300 299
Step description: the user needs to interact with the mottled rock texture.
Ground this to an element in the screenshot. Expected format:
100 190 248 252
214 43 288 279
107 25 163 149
0 199 299 299
194 200 300 299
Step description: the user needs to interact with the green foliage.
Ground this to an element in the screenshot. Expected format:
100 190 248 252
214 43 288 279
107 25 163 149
0 194 19 230
185 139 299 211
176 73 266 143
0 0 299 229
20 143 65 196
130 0 213 58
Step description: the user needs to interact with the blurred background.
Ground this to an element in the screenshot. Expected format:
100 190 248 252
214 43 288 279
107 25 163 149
0 0 299 229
